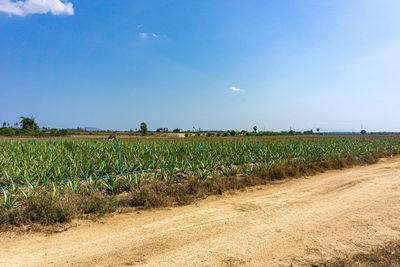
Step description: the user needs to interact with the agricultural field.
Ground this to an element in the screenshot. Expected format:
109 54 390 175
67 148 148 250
1 135 400 186
1 135 400 228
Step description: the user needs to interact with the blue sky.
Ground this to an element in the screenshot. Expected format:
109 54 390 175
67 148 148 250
1 0 400 132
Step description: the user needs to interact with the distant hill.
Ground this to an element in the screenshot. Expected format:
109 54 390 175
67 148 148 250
83 127 103 132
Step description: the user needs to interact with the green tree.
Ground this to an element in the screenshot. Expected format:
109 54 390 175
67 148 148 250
156 127 168 133
0 127 15 135
140 122 148 135
20 116 39 132
59 129 70 136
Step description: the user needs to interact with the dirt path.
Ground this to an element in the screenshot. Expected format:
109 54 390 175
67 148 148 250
1 157 400 266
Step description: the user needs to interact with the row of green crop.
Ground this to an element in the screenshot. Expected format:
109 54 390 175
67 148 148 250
1 136 400 187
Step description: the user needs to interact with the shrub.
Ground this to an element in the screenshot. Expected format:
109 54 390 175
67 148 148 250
140 122 148 136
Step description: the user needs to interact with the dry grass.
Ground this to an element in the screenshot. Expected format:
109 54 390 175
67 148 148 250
313 241 400 266
129 154 379 209
0 191 117 231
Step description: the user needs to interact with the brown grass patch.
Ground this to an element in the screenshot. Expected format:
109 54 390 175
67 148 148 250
129 154 380 210
0 191 117 231
313 241 400 266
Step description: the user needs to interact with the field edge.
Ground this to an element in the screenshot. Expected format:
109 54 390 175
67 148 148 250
1 151 396 232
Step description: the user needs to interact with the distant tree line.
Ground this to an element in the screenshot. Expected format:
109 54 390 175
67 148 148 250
0 116 71 136
1 119 373 137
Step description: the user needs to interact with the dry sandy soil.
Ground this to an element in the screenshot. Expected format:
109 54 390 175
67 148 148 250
1 157 400 266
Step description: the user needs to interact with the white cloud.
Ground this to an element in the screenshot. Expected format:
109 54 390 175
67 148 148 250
229 86 243 92
139 32 148 39
139 32 160 39
0 0 74 16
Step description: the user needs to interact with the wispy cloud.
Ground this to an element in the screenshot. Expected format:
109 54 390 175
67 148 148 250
139 32 148 39
139 32 161 39
229 86 243 92
0 0 74 16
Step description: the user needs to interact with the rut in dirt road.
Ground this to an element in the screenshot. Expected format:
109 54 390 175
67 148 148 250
1 157 400 266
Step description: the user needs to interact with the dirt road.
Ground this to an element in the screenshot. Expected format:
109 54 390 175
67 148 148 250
1 157 400 266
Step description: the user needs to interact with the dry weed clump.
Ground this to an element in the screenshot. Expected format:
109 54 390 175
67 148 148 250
128 154 381 210
313 241 400 266
0 190 117 231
